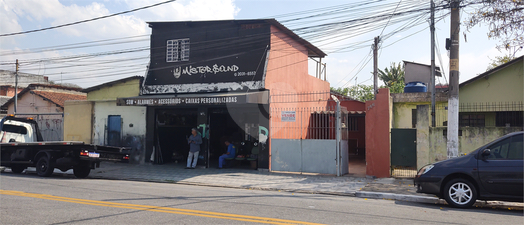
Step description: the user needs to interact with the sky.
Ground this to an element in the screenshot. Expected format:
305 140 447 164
0 0 521 89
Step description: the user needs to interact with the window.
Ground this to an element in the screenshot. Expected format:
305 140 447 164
496 111 523 127
507 134 523 160
1 124 27 134
459 113 485 127
487 138 511 159
166 38 190 62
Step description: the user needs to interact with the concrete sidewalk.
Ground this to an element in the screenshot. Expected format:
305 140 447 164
2 163 522 210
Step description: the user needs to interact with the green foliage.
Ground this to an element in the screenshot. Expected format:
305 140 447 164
486 54 516 71
331 85 374 102
331 61 406 102
378 62 405 93
348 84 375 102
330 87 349 96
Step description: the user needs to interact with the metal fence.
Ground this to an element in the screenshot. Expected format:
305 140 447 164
270 105 351 140
434 101 523 127
391 165 417 178
270 91 331 103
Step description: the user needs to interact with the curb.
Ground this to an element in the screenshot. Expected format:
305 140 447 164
355 191 523 210
89 175 359 197
355 191 438 204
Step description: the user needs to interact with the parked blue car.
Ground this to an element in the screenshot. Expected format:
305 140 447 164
414 131 523 208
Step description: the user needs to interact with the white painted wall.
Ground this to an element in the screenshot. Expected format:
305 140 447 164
92 100 146 163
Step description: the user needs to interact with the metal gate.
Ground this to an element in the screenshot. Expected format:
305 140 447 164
391 128 417 178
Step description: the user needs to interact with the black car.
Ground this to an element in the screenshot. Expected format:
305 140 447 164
414 131 523 208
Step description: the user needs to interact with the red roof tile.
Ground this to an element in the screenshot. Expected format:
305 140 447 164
32 91 86 108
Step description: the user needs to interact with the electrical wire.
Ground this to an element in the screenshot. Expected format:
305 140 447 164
1 0 457 86
0 0 176 37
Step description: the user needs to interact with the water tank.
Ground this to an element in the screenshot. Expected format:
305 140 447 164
404 82 427 93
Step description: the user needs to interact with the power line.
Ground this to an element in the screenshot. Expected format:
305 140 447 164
0 0 176 37
1 1 454 85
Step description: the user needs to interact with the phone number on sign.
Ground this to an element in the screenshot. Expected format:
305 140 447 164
234 71 256 76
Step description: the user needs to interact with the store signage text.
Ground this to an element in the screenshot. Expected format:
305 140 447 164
122 96 240 106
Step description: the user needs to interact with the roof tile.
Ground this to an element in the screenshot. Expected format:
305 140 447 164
32 91 86 108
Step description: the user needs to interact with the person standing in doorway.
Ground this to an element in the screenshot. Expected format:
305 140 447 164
186 128 202 169
218 140 236 169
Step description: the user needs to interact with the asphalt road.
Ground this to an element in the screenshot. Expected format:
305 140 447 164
0 173 522 225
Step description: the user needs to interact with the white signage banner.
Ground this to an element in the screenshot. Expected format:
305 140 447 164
281 111 296 122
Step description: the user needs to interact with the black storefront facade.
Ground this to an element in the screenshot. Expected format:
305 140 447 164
118 91 270 169
117 20 277 169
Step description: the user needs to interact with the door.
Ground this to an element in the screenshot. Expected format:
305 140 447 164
391 129 417 167
478 134 523 197
107 115 121 146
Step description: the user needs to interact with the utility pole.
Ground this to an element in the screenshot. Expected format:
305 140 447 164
430 0 436 127
14 59 19 114
447 0 460 158
373 36 379 99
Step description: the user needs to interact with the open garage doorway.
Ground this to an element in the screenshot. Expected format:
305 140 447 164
154 108 198 164
347 114 366 177
208 107 260 169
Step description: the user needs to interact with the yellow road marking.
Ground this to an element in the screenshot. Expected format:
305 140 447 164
0 190 324 225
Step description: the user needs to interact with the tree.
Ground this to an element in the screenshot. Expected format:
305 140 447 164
348 84 374 102
486 54 516 71
378 62 405 93
330 87 349 96
465 0 524 50
330 85 374 102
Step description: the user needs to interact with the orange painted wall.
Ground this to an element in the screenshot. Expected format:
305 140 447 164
365 88 391 178
265 26 330 95
266 25 330 140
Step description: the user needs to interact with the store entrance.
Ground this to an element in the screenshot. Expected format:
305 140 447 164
155 108 198 164
208 107 259 168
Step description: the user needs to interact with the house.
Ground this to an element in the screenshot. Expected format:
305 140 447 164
115 19 335 172
403 61 442 85
1 84 86 141
0 70 50 115
63 76 145 163
387 55 523 176
458 55 523 128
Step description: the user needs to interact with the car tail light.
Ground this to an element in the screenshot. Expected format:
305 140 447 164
80 150 89 156
123 155 130 160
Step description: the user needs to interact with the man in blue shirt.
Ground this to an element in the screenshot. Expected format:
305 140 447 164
218 140 236 169
186 128 202 169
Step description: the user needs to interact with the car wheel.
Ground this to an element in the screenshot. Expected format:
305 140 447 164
443 178 477 208
73 166 91 178
36 156 54 177
10 165 26 174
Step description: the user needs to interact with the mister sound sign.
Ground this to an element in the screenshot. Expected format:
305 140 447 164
281 111 296 122
143 21 271 94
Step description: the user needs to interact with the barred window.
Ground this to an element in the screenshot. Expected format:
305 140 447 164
459 114 485 127
166 38 190 62
496 111 523 127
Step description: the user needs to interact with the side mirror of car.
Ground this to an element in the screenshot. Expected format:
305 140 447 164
481 149 491 157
